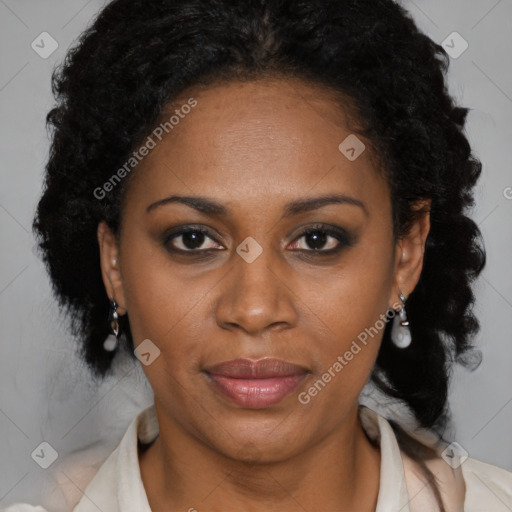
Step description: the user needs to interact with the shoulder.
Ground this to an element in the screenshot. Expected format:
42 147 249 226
461 456 512 510
401 449 512 512
2 438 120 512
404 445 512 512
2 448 120 512
3 407 154 512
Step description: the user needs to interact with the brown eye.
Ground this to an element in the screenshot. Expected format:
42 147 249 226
288 224 354 255
163 227 223 253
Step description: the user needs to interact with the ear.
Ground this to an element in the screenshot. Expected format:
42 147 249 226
388 199 431 308
97 220 127 315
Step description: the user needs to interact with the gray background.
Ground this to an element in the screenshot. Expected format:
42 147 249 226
1 0 511 510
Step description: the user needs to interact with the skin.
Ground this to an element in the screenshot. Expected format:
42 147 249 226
97 77 431 512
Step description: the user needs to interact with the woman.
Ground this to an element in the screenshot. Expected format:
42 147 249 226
5 0 512 510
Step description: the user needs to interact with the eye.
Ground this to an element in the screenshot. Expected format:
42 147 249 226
288 224 354 255
163 226 223 253
162 223 354 257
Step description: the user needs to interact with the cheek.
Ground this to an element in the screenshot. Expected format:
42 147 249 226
306 238 394 378
119 232 201 351
119 229 229 397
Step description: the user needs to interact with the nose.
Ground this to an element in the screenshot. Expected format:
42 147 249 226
215 247 298 336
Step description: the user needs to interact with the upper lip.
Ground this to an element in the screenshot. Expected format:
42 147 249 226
204 358 309 378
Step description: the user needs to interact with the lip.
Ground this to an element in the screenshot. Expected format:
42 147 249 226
203 358 309 409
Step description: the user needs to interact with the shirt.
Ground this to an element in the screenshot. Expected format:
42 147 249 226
4 404 512 512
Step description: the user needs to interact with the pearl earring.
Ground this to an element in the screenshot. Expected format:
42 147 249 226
103 299 119 351
391 292 411 348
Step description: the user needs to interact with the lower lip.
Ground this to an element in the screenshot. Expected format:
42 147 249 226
206 373 307 409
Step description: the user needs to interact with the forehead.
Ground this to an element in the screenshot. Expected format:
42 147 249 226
124 77 388 214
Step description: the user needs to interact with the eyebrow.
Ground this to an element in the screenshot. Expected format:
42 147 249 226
146 194 368 217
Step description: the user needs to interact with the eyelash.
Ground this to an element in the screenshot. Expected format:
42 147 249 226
162 223 354 258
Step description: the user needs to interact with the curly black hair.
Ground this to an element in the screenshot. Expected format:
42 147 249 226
33 0 485 496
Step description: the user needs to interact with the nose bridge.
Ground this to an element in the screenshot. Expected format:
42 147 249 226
215 238 297 334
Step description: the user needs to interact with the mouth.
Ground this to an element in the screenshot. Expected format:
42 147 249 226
203 358 310 409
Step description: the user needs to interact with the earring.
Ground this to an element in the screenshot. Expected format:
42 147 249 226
391 292 411 348
103 299 120 352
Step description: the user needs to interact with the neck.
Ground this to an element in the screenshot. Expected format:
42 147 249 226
139 404 381 512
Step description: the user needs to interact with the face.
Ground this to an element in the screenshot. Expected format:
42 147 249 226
98 77 430 462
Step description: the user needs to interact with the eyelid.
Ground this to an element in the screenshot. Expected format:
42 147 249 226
162 225 224 251
288 223 355 252
162 222 355 255
291 223 353 241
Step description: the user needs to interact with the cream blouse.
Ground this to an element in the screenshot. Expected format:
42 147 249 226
4 404 512 512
